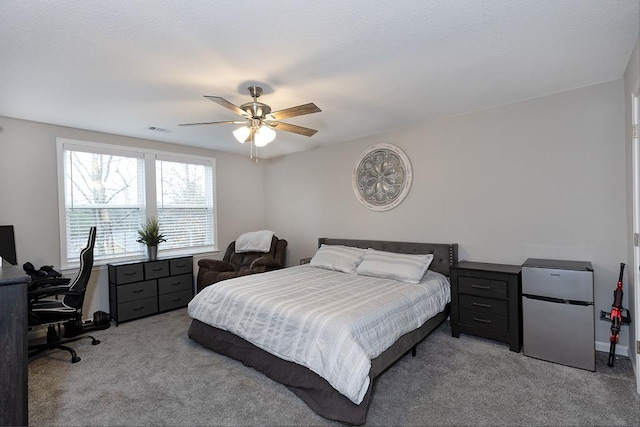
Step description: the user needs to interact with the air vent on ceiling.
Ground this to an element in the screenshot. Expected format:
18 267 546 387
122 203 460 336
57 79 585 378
147 126 172 133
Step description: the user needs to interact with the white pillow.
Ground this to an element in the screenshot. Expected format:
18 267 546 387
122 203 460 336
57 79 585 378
309 244 366 274
356 248 434 284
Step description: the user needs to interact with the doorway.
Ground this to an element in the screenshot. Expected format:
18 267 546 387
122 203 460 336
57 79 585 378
632 89 640 394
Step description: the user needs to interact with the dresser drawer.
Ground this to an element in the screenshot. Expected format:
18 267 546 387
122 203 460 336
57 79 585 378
117 296 158 322
459 294 508 316
458 276 507 299
158 273 192 295
170 257 193 276
144 260 169 280
159 289 193 312
112 263 144 285
459 309 508 339
117 280 157 304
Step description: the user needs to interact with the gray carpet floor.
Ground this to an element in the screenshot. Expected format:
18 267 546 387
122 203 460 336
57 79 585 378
28 308 639 426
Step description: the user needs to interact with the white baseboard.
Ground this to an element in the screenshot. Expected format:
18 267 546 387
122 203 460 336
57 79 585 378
595 340 629 358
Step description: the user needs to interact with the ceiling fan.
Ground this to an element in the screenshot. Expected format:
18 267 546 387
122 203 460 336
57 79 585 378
179 86 321 147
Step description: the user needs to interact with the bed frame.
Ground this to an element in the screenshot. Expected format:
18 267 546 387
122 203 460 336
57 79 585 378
188 238 458 425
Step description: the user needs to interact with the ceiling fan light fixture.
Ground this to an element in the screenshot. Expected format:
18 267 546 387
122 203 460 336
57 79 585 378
233 126 251 143
182 86 320 156
254 125 276 147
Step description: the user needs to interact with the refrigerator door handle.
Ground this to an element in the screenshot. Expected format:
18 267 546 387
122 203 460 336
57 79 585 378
523 293 593 306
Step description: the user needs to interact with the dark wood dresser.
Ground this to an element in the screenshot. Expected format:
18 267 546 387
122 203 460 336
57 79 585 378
450 261 522 352
0 264 30 426
108 256 194 325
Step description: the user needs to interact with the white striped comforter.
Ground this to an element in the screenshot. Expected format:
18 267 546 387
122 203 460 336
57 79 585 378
188 265 450 404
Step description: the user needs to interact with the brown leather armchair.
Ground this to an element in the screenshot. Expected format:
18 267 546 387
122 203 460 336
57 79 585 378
197 235 288 292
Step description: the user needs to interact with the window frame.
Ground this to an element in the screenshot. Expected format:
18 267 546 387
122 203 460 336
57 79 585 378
56 137 218 269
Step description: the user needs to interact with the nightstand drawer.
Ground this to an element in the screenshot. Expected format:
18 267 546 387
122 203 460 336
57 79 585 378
117 296 158 322
459 309 508 338
144 260 169 279
117 280 157 303
459 294 508 316
158 273 192 295
159 289 193 312
458 276 507 299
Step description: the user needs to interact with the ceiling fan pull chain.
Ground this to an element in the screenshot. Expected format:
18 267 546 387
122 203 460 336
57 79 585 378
250 132 257 162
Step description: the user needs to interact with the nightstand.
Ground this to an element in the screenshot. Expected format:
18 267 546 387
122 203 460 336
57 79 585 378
450 261 522 352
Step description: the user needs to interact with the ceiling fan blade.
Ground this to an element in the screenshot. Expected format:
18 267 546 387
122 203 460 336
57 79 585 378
204 96 250 117
269 121 318 137
267 103 321 121
178 120 247 127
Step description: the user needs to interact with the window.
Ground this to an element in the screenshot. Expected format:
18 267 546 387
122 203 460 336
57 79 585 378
57 138 216 268
156 156 214 251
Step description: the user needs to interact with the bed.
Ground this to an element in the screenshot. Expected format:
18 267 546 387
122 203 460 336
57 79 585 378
187 238 458 424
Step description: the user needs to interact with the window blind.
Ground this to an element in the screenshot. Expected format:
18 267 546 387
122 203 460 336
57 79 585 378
156 158 214 250
63 146 145 263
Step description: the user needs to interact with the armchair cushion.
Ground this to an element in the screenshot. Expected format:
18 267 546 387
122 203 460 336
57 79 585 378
248 255 284 274
197 259 235 272
197 235 288 292
251 256 282 271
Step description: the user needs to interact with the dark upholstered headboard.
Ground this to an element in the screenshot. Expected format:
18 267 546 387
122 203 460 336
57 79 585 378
318 238 459 277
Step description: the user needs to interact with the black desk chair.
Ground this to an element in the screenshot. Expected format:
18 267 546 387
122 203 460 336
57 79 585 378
28 226 100 363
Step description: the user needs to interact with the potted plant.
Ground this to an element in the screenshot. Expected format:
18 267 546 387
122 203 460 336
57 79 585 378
137 217 167 260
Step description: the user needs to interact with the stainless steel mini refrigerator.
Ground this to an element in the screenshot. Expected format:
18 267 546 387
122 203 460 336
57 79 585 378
521 258 595 371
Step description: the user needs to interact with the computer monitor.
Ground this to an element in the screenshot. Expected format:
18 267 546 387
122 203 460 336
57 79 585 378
0 225 17 265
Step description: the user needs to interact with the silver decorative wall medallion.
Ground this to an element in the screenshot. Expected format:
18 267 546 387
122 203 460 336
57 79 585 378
352 143 412 211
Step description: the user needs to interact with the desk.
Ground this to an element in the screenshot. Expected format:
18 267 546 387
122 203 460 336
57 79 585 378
0 264 30 426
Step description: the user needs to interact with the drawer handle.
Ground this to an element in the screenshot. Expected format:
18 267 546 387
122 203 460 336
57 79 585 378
471 284 491 290
176 264 186 268
133 306 145 311
152 267 163 272
124 272 137 276
132 289 144 294
170 282 181 286
473 317 492 324
171 298 181 302
472 302 492 308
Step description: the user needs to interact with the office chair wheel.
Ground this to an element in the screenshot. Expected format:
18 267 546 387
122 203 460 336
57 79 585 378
71 356 81 363
91 338 100 345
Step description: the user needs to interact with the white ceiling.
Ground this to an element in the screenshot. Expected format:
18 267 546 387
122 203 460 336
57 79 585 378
1 1 638 159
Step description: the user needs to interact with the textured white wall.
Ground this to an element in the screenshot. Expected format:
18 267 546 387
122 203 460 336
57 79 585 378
0 116 266 316
264 80 627 347
0 79 629 351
